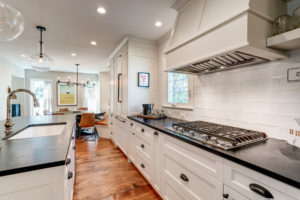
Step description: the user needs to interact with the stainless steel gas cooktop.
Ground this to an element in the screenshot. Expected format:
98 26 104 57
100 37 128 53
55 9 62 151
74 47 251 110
166 121 268 150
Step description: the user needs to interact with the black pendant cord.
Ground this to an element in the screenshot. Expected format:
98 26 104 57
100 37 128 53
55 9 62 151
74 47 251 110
36 26 46 58
76 64 79 86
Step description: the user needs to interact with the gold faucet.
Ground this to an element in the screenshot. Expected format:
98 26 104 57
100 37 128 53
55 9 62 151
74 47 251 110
4 87 40 134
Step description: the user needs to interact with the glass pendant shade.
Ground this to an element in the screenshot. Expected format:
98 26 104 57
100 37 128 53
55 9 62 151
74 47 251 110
30 51 53 71
0 1 25 41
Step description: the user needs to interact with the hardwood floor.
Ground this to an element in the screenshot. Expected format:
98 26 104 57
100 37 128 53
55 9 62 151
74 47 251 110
73 138 162 200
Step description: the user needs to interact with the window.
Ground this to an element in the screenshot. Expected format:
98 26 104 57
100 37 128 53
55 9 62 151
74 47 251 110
31 79 52 116
83 82 98 111
167 72 193 108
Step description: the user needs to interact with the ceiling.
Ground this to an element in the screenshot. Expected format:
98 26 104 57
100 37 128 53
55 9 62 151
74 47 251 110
0 0 176 73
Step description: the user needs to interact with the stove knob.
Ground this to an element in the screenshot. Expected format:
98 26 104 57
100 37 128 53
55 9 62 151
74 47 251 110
172 125 178 130
189 130 195 136
178 127 183 133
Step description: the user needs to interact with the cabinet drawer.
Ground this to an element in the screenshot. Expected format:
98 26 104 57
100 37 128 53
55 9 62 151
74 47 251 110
163 153 223 200
224 161 300 200
135 152 152 182
224 185 250 200
135 133 152 161
134 124 154 143
163 135 223 181
163 178 187 200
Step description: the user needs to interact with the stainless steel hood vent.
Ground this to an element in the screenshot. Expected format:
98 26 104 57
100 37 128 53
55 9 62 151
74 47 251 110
170 51 269 75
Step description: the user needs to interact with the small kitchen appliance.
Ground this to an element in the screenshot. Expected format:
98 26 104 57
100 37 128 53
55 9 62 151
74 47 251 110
142 104 154 115
166 120 268 150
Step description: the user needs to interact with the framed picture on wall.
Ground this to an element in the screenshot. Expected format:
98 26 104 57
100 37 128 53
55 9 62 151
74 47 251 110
138 72 150 87
57 83 77 106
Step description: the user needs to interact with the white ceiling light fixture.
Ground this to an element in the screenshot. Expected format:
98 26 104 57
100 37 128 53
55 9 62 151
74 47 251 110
71 53 76 56
20 54 26 58
155 21 162 27
90 41 97 46
97 7 106 14
0 0 25 41
30 26 53 72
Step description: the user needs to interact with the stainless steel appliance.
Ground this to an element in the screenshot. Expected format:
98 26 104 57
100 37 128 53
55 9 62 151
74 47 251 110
142 104 154 115
166 120 268 150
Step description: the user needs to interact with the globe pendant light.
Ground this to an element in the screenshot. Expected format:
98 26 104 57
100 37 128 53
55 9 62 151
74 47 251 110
31 26 53 71
0 0 25 41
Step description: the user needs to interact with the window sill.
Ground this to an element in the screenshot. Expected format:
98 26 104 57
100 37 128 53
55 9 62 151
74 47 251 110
162 105 194 111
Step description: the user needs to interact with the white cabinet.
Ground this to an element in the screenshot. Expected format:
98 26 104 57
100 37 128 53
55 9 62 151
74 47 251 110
223 186 250 200
111 115 128 155
224 161 300 200
162 134 223 200
0 128 76 200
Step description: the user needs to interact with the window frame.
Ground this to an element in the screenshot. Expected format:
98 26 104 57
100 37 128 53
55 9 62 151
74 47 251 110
163 72 194 110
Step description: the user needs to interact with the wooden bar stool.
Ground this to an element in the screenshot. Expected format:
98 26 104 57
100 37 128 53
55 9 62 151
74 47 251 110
59 108 69 112
78 113 97 141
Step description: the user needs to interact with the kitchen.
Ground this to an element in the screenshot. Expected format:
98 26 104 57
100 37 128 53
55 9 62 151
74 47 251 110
0 0 300 200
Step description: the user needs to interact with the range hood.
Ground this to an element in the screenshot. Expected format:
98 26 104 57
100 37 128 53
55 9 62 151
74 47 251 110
165 0 287 74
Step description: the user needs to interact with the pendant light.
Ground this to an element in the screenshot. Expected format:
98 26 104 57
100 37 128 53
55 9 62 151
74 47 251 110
0 0 25 41
57 64 93 87
31 26 53 71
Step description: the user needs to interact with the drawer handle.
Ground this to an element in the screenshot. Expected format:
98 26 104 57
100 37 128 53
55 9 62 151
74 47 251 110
68 171 73 180
66 158 71 165
140 144 145 148
141 128 145 132
130 123 133 126
249 183 273 199
153 131 159 136
72 136 75 140
141 163 145 169
223 194 229 199
132 132 135 135
73 146 76 150
180 173 189 182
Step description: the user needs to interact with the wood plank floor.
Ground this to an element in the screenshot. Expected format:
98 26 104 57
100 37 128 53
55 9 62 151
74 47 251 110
73 138 162 200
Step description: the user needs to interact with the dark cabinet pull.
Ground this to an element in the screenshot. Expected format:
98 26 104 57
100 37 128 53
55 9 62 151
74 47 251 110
153 131 159 136
130 123 133 126
110 132 113 135
249 183 273 199
223 194 229 199
66 158 71 165
132 132 135 135
141 128 144 132
73 146 76 150
180 173 189 182
68 171 73 180
141 163 145 168
72 136 75 140
141 144 145 148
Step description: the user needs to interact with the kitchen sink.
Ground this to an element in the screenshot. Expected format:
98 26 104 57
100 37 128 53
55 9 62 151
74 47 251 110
7 124 66 140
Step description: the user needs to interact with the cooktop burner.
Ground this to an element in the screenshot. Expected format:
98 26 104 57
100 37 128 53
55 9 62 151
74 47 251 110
166 121 268 150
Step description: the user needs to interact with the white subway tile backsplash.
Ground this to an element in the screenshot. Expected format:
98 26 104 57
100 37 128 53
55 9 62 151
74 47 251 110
157 39 300 142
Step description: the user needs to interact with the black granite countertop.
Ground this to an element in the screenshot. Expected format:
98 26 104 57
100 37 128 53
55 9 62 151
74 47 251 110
128 116 300 189
0 115 75 176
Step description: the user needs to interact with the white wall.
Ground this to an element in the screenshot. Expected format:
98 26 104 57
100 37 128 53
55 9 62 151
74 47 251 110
24 70 98 115
128 39 157 114
0 57 25 120
157 36 300 141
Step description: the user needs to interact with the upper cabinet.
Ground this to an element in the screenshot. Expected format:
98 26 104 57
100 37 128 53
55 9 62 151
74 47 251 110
166 0 288 74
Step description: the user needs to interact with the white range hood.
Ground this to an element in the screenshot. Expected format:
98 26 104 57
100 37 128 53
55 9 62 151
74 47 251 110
165 0 287 74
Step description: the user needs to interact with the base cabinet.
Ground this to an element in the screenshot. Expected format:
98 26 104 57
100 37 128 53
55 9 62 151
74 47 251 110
126 119 300 200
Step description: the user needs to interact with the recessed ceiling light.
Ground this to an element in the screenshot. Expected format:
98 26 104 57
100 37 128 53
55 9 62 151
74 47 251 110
20 54 26 58
71 53 76 56
90 41 97 46
155 21 162 27
97 7 106 14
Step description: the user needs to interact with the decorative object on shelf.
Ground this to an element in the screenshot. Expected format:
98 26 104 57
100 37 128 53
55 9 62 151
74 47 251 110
0 0 25 41
292 6 300 29
273 15 293 36
138 72 150 87
57 82 77 106
287 67 300 82
57 64 93 88
30 26 53 71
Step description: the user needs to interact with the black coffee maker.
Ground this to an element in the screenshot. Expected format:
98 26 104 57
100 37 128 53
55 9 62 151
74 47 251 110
142 104 154 115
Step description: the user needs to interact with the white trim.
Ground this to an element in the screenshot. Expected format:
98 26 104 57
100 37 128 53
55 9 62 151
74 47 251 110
162 105 193 111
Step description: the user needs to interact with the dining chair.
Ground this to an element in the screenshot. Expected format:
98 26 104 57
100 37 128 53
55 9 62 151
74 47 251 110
78 113 97 141
79 107 88 111
52 112 64 115
59 108 69 112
